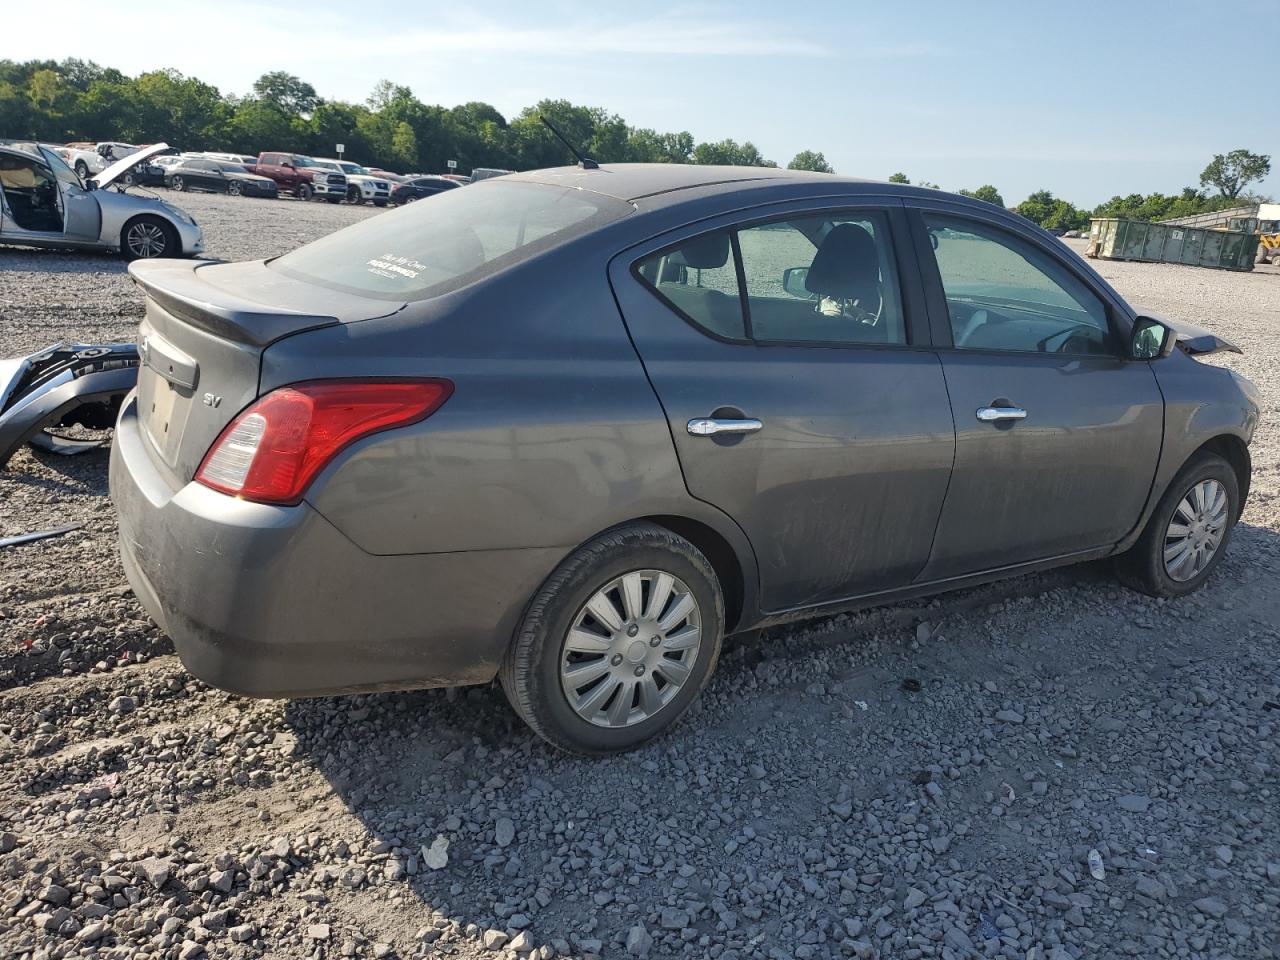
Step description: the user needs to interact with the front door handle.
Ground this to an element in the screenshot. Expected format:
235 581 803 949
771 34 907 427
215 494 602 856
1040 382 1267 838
687 417 764 437
975 405 1028 422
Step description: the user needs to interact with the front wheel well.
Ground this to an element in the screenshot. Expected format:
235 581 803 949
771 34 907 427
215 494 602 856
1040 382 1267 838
1191 435 1251 517
640 515 745 632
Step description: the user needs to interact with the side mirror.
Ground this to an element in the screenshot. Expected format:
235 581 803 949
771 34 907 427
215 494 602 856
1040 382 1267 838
1130 316 1175 360
782 267 812 299
929 232 940 250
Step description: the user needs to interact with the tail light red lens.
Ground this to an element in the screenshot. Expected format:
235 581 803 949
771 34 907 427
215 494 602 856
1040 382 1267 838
196 379 452 505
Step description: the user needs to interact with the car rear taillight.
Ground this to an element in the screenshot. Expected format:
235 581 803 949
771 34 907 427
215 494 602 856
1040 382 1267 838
196 379 452 505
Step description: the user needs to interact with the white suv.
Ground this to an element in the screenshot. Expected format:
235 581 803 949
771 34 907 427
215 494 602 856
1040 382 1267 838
310 159 392 206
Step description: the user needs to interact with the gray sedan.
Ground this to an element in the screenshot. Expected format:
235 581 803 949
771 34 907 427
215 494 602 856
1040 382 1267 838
109 165 1259 753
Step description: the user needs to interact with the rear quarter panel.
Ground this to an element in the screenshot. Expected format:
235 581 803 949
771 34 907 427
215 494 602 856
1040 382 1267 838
262 235 752 569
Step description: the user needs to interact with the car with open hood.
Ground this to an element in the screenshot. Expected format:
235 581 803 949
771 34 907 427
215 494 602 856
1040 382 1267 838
110 164 1258 754
0 142 203 259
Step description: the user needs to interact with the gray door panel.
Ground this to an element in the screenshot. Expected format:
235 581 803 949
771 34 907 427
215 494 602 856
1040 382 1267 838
920 352 1163 579
610 206 955 612
61 184 102 241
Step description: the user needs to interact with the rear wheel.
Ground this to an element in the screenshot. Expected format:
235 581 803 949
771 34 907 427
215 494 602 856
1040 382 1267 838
171 176 186 192
501 523 724 754
74 160 89 179
121 216 178 261
326 197 342 204
1117 453 1239 597
296 182 314 201
373 200 388 208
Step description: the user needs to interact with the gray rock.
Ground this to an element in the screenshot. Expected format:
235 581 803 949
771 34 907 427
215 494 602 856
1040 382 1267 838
660 908 689 930
1117 794 1150 813
40 884 71 906
1214 844 1233 865
76 921 108 941
135 857 171 889
483 929 509 950
495 817 516 848
1134 877 1166 900
904 887 927 909
625 924 653 957
229 924 256 943
178 941 205 960
308 923 332 940
1193 897 1228 919
995 709 1025 724
109 695 136 714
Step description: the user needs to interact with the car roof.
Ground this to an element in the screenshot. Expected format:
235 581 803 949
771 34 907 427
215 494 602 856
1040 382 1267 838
506 163 881 202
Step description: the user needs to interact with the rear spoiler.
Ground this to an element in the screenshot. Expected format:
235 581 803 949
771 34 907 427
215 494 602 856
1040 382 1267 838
128 259 340 347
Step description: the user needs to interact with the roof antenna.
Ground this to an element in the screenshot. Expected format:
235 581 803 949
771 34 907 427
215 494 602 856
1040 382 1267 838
540 115 599 170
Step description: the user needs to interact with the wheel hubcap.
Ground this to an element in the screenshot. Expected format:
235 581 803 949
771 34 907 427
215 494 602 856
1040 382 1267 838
127 223 166 258
1164 478 1228 581
560 569 701 728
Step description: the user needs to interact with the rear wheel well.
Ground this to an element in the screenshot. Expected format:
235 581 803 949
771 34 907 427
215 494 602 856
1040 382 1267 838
1191 435 1251 517
641 515 745 631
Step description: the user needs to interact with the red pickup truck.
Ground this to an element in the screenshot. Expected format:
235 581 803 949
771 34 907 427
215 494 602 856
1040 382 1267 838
243 153 348 202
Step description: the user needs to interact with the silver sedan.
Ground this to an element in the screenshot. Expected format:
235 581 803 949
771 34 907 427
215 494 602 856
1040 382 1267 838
0 142 203 260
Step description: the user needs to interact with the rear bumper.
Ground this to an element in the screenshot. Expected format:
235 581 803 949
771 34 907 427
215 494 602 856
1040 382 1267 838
109 393 560 697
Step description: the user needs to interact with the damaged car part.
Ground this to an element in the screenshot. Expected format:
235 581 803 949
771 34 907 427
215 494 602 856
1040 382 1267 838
0 523 83 549
0 342 139 467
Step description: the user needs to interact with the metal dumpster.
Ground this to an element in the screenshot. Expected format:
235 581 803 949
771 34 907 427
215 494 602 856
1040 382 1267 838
1087 218 1258 271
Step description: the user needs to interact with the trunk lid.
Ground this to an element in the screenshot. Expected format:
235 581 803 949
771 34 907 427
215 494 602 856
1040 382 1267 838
128 258 404 487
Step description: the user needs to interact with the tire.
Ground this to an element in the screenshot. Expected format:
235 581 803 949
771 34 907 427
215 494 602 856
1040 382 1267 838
347 185 363 204
171 176 186 192
326 197 342 204
374 200 388 208
122 172 137 187
121 215 178 261
296 182 314 201
1116 453 1239 598
501 523 724 754
404 195 417 202
74 160 89 179
228 180 242 197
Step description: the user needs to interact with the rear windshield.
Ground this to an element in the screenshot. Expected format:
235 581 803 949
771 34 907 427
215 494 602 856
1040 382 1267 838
269 180 631 300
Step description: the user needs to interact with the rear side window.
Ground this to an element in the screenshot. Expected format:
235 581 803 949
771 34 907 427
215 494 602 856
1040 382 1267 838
270 181 632 300
636 210 906 346
635 231 745 339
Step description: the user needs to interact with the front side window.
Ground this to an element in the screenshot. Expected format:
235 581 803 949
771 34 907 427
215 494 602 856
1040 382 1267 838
271 180 632 300
924 214 1113 355
636 209 906 346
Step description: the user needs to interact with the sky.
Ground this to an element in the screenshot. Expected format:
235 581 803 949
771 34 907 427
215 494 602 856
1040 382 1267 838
5 0 1279 206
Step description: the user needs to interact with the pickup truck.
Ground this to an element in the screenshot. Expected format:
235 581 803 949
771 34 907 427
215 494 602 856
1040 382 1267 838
243 153 347 202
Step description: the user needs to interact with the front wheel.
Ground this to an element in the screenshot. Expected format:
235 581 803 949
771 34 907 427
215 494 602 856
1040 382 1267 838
228 180 243 196
121 216 178 261
347 185 363 204
1117 453 1239 597
501 523 724 754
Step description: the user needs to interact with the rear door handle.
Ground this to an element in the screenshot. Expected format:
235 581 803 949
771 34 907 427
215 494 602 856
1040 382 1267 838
975 405 1027 422
687 417 764 437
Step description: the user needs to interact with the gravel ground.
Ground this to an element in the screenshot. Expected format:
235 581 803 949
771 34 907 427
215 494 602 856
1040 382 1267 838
1 195 1278 960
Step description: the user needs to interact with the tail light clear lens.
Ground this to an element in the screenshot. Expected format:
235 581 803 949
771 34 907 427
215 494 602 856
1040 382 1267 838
196 379 452 505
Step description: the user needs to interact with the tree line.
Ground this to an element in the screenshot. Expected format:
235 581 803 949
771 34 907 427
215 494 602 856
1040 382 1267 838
0 59 833 175
891 148 1271 231
1 59 1269 231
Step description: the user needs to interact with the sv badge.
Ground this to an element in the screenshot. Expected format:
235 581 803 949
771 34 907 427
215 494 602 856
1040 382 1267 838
202 392 222 408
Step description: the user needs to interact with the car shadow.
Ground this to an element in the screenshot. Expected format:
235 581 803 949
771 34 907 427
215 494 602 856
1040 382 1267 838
276 521 1278 956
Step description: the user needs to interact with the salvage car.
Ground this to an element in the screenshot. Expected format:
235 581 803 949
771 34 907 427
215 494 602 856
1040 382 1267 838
167 158 278 198
62 141 142 179
110 164 1258 754
0 142 203 259
309 158 393 206
390 175 461 204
